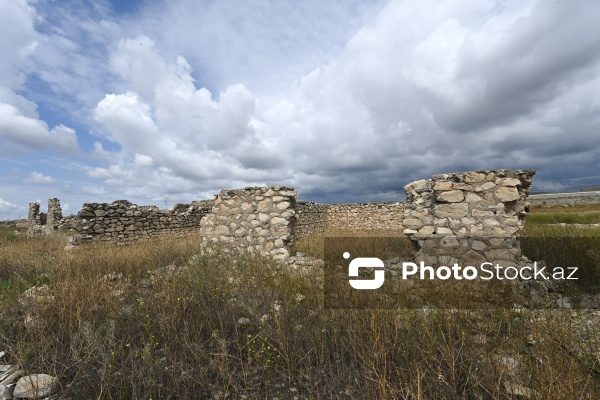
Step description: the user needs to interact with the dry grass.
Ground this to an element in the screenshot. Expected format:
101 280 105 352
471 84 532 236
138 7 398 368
0 223 599 398
295 229 406 259
528 203 600 225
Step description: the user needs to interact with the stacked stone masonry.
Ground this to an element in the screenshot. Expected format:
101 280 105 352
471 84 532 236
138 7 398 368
402 169 535 266
199 187 296 260
27 202 41 233
45 198 62 234
26 201 47 235
295 201 405 240
60 200 211 245
28 169 536 265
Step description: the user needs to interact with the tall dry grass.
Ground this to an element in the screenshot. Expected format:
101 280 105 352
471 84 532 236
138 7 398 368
0 224 599 398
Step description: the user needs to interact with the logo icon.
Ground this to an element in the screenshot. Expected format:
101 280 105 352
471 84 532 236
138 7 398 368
345 252 385 290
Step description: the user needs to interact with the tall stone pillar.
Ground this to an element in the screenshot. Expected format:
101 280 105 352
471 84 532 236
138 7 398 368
46 198 63 233
27 202 41 234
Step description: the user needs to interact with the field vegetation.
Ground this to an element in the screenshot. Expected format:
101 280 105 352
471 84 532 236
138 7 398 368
0 206 599 398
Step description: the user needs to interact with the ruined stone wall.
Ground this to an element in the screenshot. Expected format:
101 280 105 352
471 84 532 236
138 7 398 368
27 202 40 229
61 200 211 245
296 201 405 240
28 169 535 260
402 170 535 266
295 202 328 239
200 187 296 260
46 198 62 234
27 200 50 235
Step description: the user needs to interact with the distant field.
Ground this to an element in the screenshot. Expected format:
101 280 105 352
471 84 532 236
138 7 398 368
527 203 600 225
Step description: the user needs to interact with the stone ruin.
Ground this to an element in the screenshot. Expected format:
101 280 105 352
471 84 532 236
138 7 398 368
199 186 296 260
403 169 535 266
61 200 212 246
26 198 62 236
26 169 536 267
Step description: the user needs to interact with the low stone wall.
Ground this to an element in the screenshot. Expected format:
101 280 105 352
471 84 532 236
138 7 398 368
200 187 296 260
61 200 211 245
295 202 328 239
403 170 535 266
296 201 405 240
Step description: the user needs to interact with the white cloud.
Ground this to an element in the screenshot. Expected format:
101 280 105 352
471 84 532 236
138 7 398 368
87 167 112 180
0 0 79 157
0 0 38 89
0 104 79 155
109 36 168 104
81 186 107 196
91 141 111 160
3 0 600 209
83 1 600 201
127 0 386 97
91 35 280 192
0 198 17 211
25 171 56 185
134 154 153 167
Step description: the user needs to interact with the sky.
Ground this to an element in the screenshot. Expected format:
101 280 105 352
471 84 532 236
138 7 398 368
1 0 599 220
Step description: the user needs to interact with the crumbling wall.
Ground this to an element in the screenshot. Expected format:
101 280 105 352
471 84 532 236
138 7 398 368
200 187 296 260
62 200 211 245
27 202 40 231
28 169 535 260
46 198 62 234
295 202 328 239
296 201 405 240
26 200 52 235
402 170 535 266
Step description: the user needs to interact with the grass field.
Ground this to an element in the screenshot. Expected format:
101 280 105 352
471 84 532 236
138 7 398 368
0 211 599 398
527 203 600 225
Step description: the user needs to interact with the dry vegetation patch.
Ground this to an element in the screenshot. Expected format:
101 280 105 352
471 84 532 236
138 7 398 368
0 223 599 398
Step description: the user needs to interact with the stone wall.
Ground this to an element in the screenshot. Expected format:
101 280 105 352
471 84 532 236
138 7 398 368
27 169 536 262
27 202 40 231
296 201 405 240
61 200 211 246
46 198 62 234
295 202 328 239
200 187 296 260
402 170 535 266
27 200 50 235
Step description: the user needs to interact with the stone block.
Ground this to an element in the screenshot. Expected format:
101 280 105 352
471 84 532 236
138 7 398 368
418 226 435 235
404 179 428 192
276 201 291 209
434 203 469 218
465 193 484 203
472 209 495 218
463 172 486 183
497 177 521 186
404 218 424 228
472 240 486 251
474 182 495 192
434 181 453 191
436 190 464 203
495 186 520 202
436 227 452 235
440 236 460 248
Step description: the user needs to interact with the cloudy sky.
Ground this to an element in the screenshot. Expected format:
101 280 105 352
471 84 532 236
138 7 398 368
1 0 599 219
